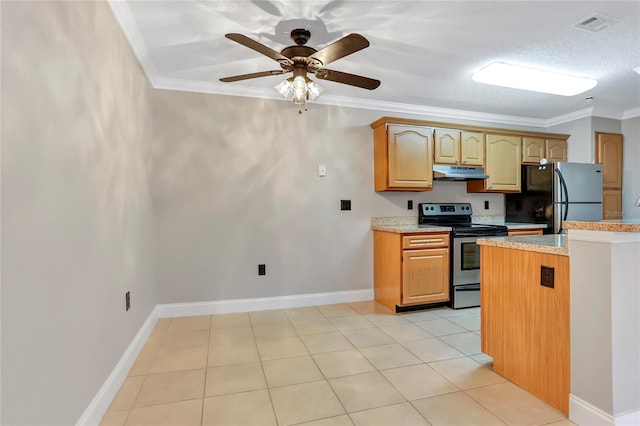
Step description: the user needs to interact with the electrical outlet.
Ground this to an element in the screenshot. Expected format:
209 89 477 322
340 200 351 211
258 264 266 276
408 200 413 210
541 266 554 288
125 291 131 311
484 200 490 210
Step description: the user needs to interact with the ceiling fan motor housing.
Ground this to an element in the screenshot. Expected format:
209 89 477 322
290 28 311 45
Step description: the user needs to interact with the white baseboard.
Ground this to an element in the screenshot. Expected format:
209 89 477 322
570 394 640 425
76 310 158 425
570 394 614 426
154 289 374 318
77 289 373 424
614 410 640 425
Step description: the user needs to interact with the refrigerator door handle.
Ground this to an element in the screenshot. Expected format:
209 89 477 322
555 168 570 233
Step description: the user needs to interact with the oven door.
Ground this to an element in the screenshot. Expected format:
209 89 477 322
453 236 481 287
451 236 482 309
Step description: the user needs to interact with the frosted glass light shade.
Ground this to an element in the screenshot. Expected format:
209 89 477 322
473 62 598 96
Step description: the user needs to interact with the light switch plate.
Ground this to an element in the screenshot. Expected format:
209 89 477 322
318 165 327 177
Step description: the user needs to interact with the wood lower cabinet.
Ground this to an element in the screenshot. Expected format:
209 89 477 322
374 231 450 311
481 245 569 414
507 229 544 237
468 134 521 193
373 124 433 191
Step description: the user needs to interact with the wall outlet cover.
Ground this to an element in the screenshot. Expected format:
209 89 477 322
541 266 554 288
340 200 351 211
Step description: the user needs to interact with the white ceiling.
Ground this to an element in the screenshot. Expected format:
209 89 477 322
109 1 640 125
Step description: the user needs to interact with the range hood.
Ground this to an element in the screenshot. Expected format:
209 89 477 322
433 165 489 181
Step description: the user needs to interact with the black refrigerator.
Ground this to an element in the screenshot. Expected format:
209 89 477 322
505 162 604 234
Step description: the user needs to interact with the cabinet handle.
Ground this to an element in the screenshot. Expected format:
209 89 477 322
462 160 467 164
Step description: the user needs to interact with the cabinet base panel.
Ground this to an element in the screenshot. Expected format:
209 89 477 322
395 301 449 313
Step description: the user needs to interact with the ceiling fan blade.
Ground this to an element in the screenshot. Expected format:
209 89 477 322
314 69 380 90
220 70 287 82
309 33 370 66
225 33 292 64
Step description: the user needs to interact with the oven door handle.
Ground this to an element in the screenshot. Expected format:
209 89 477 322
455 284 480 291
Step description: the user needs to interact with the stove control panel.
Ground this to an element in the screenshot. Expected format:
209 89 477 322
419 203 473 216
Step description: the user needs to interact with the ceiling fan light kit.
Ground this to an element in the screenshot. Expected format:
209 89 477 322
220 28 380 113
472 62 598 96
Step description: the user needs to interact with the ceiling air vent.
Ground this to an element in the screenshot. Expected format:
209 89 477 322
574 14 618 33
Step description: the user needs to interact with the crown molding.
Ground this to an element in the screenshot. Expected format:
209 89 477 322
154 76 552 128
542 108 594 127
622 107 640 120
109 1 634 128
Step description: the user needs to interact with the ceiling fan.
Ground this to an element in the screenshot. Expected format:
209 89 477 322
220 28 380 111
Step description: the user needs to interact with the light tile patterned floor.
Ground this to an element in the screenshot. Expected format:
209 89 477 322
100 301 575 426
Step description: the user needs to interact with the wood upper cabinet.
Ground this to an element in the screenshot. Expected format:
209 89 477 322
434 129 460 165
522 137 567 164
460 131 484 166
522 137 545 164
468 134 521 192
373 124 433 191
434 129 484 166
545 139 567 163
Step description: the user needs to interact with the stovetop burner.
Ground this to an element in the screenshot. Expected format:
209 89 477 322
418 202 508 236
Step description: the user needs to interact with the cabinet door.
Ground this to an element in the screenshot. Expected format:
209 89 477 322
387 125 433 189
522 137 545 164
595 132 623 189
603 189 622 219
460 131 484 166
545 139 567 163
434 129 460 165
402 248 449 305
484 134 521 192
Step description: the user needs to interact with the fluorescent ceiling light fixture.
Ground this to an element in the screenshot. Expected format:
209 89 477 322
472 62 598 96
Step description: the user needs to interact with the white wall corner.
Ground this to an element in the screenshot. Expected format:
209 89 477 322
76 310 159 425
570 394 615 426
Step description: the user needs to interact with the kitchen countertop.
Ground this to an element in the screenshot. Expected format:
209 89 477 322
564 218 640 233
371 216 546 234
477 234 568 256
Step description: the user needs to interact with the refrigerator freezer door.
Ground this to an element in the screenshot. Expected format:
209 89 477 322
554 202 603 233
555 163 603 203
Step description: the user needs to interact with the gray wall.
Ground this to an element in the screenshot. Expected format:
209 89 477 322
548 116 593 163
150 91 510 304
1 2 156 424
